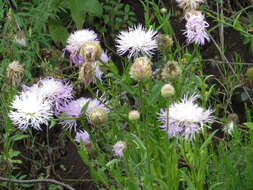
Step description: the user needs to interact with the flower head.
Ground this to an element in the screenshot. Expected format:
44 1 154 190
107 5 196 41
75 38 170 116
116 24 157 59
14 30 26 47
161 84 175 98
8 90 53 130
129 56 152 82
63 29 99 65
59 97 90 131
157 94 213 140
128 110 140 121
113 141 126 157
184 11 210 45
75 130 90 145
176 0 205 10
86 93 110 125
6 61 24 86
81 41 102 62
79 62 103 88
25 78 73 114
162 61 182 81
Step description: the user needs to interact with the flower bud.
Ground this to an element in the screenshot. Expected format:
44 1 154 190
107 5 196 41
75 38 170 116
157 33 173 52
162 61 182 81
129 57 152 82
160 7 167 14
79 62 95 88
246 67 253 80
6 61 24 86
161 84 175 98
113 141 126 157
81 41 102 62
14 30 26 47
128 110 140 121
88 108 108 126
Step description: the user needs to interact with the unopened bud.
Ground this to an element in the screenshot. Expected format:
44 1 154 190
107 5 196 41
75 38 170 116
161 84 175 98
160 8 167 14
162 61 182 81
128 110 140 121
157 33 173 52
130 57 152 82
88 108 108 126
81 42 102 62
79 62 96 88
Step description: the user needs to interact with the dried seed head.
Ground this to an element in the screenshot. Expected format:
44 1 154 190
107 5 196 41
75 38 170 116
162 61 182 81
6 61 24 86
14 30 26 47
81 41 102 62
88 108 108 126
128 110 140 121
157 33 173 52
161 84 175 98
79 62 96 88
129 56 152 82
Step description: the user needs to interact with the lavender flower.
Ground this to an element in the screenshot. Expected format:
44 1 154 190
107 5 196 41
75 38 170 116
183 11 210 45
63 29 99 66
59 97 91 131
8 90 53 130
116 24 157 59
75 130 90 145
113 141 126 157
157 94 213 140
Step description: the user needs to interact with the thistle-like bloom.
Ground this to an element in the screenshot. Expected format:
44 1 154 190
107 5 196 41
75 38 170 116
116 24 157 59
176 0 205 10
157 94 213 140
113 141 126 157
75 130 90 145
6 61 24 86
81 41 102 62
8 90 53 130
79 62 103 88
59 97 91 131
86 93 110 125
184 11 210 45
162 61 182 81
24 78 73 115
63 29 99 65
129 56 152 82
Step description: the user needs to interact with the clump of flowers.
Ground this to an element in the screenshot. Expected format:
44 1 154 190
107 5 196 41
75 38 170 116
162 61 182 81
113 141 126 157
157 94 213 140
59 97 90 131
116 24 157 59
63 29 99 66
8 90 53 130
176 0 206 10
129 56 152 82
184 10 210 45
6 60 24 86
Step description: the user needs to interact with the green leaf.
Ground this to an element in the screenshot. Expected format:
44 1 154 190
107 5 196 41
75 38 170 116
147 80 163 105
82 0 102 17
48 20 69 44
69 0 87 29
244 122 253 129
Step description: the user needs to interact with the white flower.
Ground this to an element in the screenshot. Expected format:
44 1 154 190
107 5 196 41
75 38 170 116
116 24 157 59
176 0 205 10
113 141 126 157
157 94 213 140
183 11 210 45
63 29 99 65
24 78 73 115
8 90 53 130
